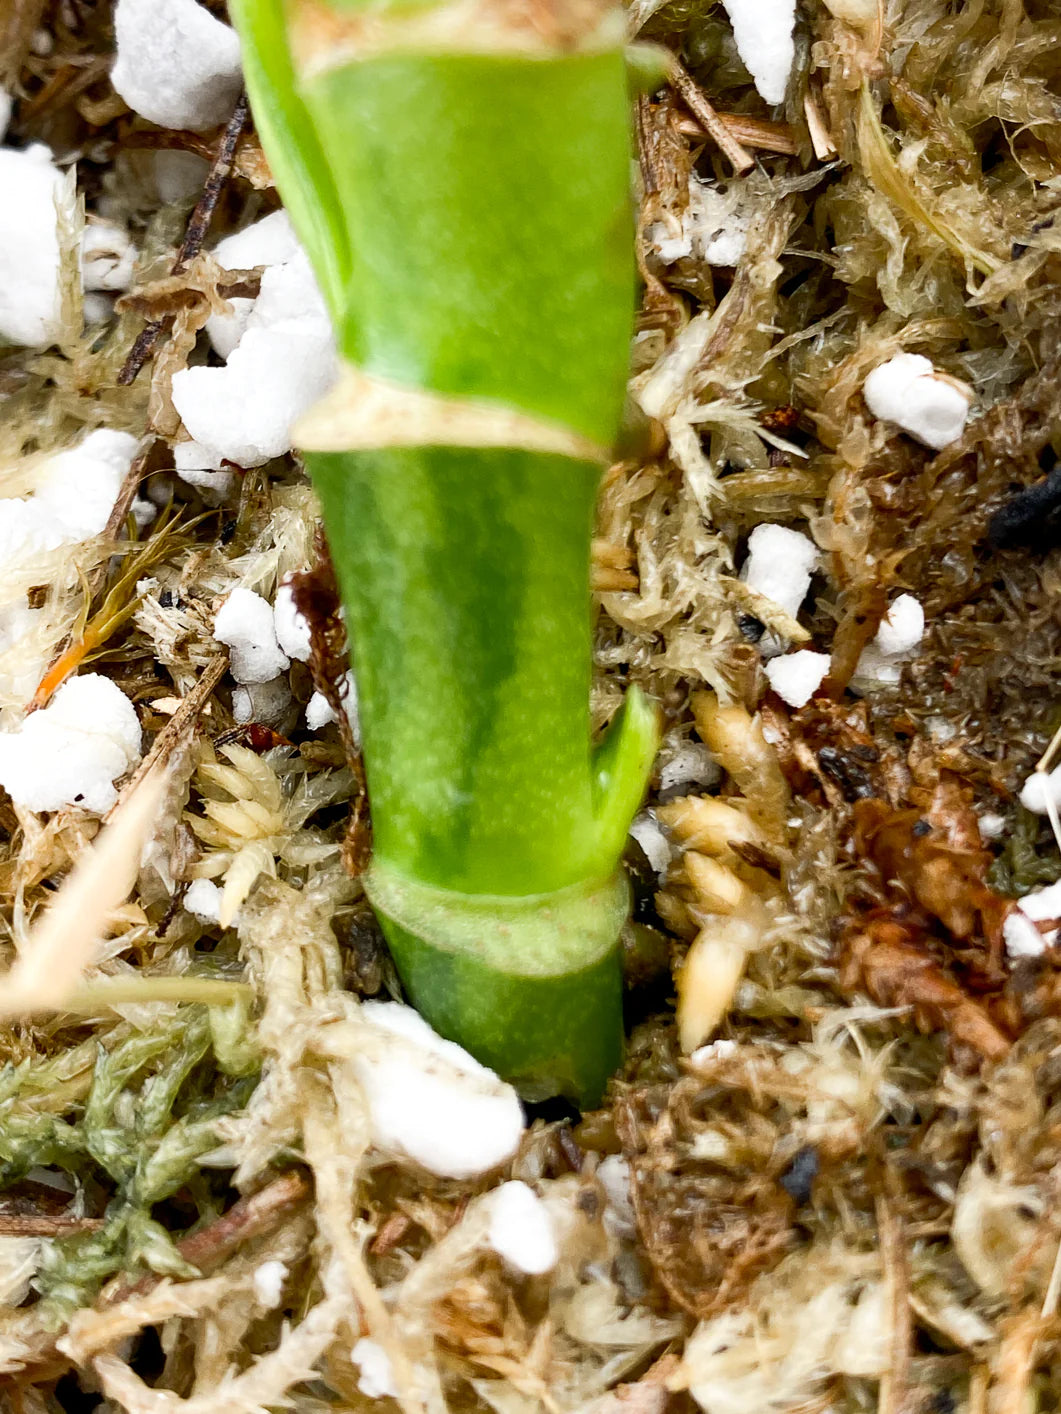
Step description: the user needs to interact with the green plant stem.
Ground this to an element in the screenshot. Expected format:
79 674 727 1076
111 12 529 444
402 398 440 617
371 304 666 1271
230 0 655 1104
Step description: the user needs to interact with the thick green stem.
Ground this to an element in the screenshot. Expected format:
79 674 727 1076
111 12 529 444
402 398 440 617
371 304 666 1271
230 0 655 1104
367 867 629 1102
309 446 647 895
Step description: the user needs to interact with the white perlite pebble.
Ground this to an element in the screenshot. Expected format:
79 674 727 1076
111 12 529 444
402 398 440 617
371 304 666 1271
154 150 210 204
978 812 1007 842
0 429 139 570
0 145 64 348
131 495 157 530
854 593 926 685
185 878 223 925
1003 882 1061 960
690 1038 739 1068
232 676 293 728
629 810 672 878
873 594 925 657
852 644 902 686
740 523 818 622
252 1259 287 1307
1004 911 1048 961
306 673 361 743
81 221 137 292
170 448 235 503
213 588 290 685
0 146 139 347
352 1339 398 1400
205 211 301 359
1016 880 1061 924
863 353 972 451
35 429 140 543
0 674 141 814
721 0 796 104
185 877 243 928
487 1181 558 1275
652 178 751 269
353 1001 525 1180
111 0 243 133
765 650 831 709
1019 768 1061 816
659 741 719 795
172 250 338 470
273 579 313 662
305 690 336 731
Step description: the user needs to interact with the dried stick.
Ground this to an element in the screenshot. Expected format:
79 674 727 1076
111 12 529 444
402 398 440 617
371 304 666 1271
103 1169 310 1305
102 652 228 824
667 57 754 174
677 113 798 156
118 92 249 386
876 1195 912 1414
0 1213 103 1237
803 89 838 161
2 1172 312 1388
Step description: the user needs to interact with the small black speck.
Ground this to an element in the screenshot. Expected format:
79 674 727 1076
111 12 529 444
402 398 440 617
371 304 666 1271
576 1187 601 1218
987 461 1061 551
158 589 174 608
817 746 875 802
219 519 238 546
737 612 765 643
912 818 933 837
779 1145 819 1203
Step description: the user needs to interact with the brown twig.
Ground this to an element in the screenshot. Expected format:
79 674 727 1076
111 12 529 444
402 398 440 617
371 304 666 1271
803 89 838 161
0 1213 103 1237
633 97 688 341
104 1169 311 1306
118 92 249 386
102 440 157 544
1 1172 312 1389
102 653 229 825
288 536 371 874
877 1194 912 1414
636 94 664 196
677 113 798 156
667 57 754 174
121 127 273 189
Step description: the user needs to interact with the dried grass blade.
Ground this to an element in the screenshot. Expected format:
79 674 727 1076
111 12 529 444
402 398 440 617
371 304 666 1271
857 82 1000 278
0 766 168 1019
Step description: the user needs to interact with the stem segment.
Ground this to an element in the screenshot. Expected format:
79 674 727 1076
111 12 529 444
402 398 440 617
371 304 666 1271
230 0 656 1103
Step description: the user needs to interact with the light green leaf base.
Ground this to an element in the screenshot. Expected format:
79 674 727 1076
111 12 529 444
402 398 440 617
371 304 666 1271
367 865 629 1105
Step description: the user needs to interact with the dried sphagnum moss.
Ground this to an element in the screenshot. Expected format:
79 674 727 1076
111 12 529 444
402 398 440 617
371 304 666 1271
4 0 1061 1410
